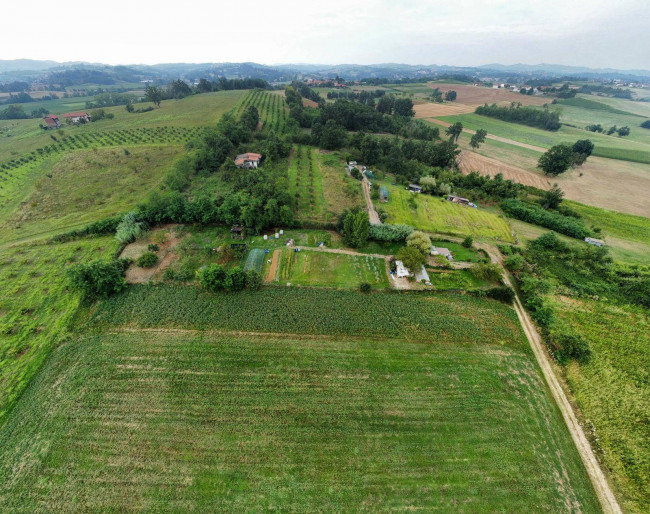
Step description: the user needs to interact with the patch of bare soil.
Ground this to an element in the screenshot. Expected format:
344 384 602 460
122 224 185 284
414 103 476 118
265 249 281 282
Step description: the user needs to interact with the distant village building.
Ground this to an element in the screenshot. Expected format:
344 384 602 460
235 152 262 169
409 184 422 193
584 237 605 247
62 112 90 123
43 114 60 129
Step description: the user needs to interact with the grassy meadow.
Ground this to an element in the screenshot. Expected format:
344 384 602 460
0 235 118 421
377 184 513 241
553 297 650 513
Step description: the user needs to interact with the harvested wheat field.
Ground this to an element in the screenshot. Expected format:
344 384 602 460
459 150 650 217
429 83 551 107
414 102 475 118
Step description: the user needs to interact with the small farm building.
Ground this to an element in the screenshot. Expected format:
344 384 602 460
43 115 60 129
415 265 431 285
379 186 389 202
431 246 453 261
230 226 244 239
585 237 605 247
394 260 410 278
62 111 90 123
409 184 422 193
235 153 262 169
447 195 470 205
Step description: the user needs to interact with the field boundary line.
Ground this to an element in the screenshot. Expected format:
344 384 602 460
482 244 622 514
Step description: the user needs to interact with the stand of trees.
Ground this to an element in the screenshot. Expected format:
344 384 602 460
475 103 561 131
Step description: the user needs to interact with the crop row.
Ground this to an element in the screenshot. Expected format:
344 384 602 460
0 127 207 180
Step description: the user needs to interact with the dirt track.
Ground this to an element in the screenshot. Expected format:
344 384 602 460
480 244 622 514
362 177 381 224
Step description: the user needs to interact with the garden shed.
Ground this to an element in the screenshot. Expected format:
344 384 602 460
379 186 389 202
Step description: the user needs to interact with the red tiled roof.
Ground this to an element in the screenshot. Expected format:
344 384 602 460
62 112 89 118
44 115 59 120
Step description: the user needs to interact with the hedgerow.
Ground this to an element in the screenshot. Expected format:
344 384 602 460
500 199 593 239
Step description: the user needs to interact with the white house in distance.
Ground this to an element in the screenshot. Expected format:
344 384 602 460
62 111 90 124
235 152 262 169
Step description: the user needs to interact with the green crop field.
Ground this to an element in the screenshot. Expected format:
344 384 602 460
0 327 599 512
235 89 288 134
553 297 650 513
438 113 650 163
378 184 513 241
428 269 494 289
274 249 389 288
0 90 244 163
0 235 119 421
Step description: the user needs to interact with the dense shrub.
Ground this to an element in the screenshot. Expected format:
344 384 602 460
368 224 414 242
147 244 160 252
471 262 502 283
500 199 593 239
115 212 146 243
245 269 263 290
136 252 158 268
359 282 372 293
504 254 524 271
551 333 592 365
225 267 246 291
198 264 226 292
67 259 128 300
484 286 515 304
461 236 473 248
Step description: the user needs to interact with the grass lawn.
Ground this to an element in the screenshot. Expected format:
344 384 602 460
553 297 650 513
0 235 119 421
274 249 389 288
0 145 183 244
430 239 483 262
427 269 494 290
0 295 599 510
378 184 513 241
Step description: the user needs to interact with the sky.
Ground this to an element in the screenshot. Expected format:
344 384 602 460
3 0 649 70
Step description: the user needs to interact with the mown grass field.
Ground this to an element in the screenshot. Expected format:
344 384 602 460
0 235 118 421
378 184 513 241
553 297 650 513
0 146 182 244
275 249 389 288
438 113 650 164
0 282 601 511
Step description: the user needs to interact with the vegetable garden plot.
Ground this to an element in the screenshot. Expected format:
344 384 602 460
244 248 265 272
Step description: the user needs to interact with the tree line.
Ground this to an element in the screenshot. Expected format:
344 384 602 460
475 102 561 131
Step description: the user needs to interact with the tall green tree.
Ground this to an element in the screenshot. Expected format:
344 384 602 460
469 129 487 149
341 208 370 248
445 122 463 142
144 85 163 107
444 90 457 101
541 184 564 209
538 144 574 176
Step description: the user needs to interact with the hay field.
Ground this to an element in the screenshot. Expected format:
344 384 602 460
413 102 475 118
429 83 551 106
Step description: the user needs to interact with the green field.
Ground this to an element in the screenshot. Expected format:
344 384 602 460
0 90 244 163
288 147 362 223
235 89 288 134
378 184 513 241
0 235 119 420
438 112 650 164
553 298 649 513
0 327 599 511
275 249 389 288
0 146 182 244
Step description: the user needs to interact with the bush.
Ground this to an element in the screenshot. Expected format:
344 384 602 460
67 259 127 300
504 254 524 271
471 262 502 283
147 243 160 252
461 236 473 248
397 246 425 271
245 269 262 290
368 224 413 242
137 252 158 268
484 286 515 303
115 212 145 244
225 266 246 291
359 282 371 293
198 264 226 291
406 230 431 256
552 333 592 364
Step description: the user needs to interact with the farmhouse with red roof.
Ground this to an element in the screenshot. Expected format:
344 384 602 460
42 114 60 129
62 111 90 123
234 152 262 169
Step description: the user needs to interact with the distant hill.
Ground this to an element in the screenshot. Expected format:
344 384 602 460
0 59 648 86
